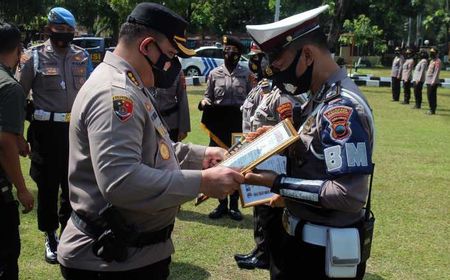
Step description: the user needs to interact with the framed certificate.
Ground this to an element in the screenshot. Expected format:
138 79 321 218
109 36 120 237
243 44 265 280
220 119 299 174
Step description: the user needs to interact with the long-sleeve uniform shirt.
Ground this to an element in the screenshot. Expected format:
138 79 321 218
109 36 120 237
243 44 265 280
155 71 190 133
425 58 441 85
391 55 404 79
57 52 206 271
412 59 428 83
401 58 414 82
275 68 375 227
16 39 92 113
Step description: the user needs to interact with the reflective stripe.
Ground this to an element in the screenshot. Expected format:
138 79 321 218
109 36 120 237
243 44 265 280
32 49 39 77
278 177 324 203
33 109 70 122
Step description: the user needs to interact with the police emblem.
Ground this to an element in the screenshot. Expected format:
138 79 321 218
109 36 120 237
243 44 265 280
159 142 170 160
113 96 133 122
126 71 140 87
323 106 353 141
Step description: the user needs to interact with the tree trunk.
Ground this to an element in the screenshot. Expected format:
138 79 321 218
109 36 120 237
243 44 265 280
327 0 350 52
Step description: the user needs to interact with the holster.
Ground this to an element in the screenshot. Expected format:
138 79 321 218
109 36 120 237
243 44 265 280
25 99 35 122
358 210 375 263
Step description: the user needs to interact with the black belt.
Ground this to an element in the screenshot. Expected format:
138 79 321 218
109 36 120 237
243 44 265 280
71 211 173 247
160 104 179 117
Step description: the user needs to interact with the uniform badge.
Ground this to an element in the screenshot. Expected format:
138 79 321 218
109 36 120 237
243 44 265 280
126 71 140 87
323 106 353 141
276 102 293 120
113 96 133 122
145 102 152 112
159 141 170 160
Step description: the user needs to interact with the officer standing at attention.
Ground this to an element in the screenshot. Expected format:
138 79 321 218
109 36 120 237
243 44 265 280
245 5 375 279
156 69 191 142
401 48 414 105
391 46 404 102
16 7 93 264
57 3 243 279
412 50 428 109
0 22 35 280
199 35 253 221
425 47 441 115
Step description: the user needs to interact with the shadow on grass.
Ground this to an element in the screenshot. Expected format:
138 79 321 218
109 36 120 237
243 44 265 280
169 262 210 280
365 273 385 280
177 209 253 229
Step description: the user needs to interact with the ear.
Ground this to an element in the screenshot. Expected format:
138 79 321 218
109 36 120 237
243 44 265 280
139 37 154 54
302 46 314 66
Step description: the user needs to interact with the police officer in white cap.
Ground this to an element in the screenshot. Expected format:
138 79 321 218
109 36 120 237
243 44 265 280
245 5 375 279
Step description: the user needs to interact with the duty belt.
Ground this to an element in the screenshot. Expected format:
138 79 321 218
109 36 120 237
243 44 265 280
33 109 71 122
71 211 173 247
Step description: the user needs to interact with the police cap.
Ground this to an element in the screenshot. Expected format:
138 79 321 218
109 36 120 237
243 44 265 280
222 35 244 53
48 7 76 29
127 2 195 58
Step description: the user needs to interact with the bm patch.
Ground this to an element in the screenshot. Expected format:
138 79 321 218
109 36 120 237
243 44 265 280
113 96 133 122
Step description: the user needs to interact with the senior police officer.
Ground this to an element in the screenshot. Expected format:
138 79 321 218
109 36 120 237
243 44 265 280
391 46 404 102
401 48 414 105
0 22 34 280
412 50 428 109
245 5 375 279
155 69 190 142
425 47 441 115
199 35 253 221
57 3 243 279
16 7 93 264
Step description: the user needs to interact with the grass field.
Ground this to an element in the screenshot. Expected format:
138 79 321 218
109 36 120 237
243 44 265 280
16 82 450 279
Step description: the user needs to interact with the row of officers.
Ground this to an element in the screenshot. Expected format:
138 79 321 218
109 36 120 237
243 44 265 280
1 3 375 280
391 46 441 114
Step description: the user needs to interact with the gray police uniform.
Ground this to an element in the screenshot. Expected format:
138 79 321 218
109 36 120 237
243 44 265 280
0 63 26 280
401 58 414 104
271 67 374 279
241 79 269 133
391 55 404 101
16 39 92 233
155 70 190 142
425 57 441 114
58 51 205 271
412 58 428 108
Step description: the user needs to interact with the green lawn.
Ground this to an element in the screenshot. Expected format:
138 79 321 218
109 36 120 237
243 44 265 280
17 83 450 279
351 66 450 80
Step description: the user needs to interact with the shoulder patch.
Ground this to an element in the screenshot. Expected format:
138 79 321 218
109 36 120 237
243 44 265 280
126 71 140 87
323 105 353 141
276 102 293 120
113 95 133 122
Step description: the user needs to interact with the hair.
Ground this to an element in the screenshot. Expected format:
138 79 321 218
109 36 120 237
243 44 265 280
0 22 21 54
118 22 164 45
288 28 329 52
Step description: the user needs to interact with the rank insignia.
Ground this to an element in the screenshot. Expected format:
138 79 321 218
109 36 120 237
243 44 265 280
277 102 293 120
323 106 353 141
159 141 170 160
145 102 152 112
113 96 133 122
126 71 140 87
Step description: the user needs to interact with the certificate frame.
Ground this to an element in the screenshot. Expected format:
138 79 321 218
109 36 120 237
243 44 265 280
220 119 299 174
231 133 244 146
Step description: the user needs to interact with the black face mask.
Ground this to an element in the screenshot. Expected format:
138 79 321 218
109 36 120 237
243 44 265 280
248 53 268 81
430 53 437 59
142 42 181 88
49 32 74 48
224 51 240 70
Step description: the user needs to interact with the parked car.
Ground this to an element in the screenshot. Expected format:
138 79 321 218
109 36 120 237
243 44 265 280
180 46 248 77
72 36 114 67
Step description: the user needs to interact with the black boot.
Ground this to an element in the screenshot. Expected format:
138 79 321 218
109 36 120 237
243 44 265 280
236 250 269 270
228 192 242 221
45 231 59 264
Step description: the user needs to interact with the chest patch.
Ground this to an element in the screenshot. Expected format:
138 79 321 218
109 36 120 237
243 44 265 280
323 106 353 141
113 96 133 122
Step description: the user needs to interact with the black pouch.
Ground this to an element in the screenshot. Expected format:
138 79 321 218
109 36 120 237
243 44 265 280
92 229 128 263
359 211 375 263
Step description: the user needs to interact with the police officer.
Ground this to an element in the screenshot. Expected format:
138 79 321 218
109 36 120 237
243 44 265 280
425 47 441 115
16 7 93 264
199 35 253 221
245 5 375 279
0 22 34 280
412 50 428 109
391 46 404 102
57 3 242 278
401 48 414 105
155 69 191 142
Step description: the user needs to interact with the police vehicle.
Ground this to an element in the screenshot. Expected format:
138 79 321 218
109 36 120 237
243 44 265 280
73 36 115 67
180 46 248 77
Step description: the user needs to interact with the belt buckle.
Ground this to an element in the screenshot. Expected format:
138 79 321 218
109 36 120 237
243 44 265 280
64 113 71 122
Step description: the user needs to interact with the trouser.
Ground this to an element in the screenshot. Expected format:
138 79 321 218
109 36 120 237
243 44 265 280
403 80 412 103
60 257 171 280
28 120 71 233
252 206 283 259
270 228 366 280
168 129 179 143
217 191 240 210
391 77 401 101
414 81 424 108
0 194 20 280
426 84 438 113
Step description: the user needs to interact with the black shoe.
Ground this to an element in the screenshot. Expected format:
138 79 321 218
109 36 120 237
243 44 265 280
234 249 258 262
391 99 399 102
411 105 420 109
208 207 228 219
426 110 435 115
228 209 243 221
45 231 59 264
236 256 270 270
401 101 410 104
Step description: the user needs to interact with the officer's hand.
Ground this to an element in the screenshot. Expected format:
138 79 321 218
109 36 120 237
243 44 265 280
17 135 30 157
269 194 285 208
178 132 188 142
17 188 34 214
200 166 243 199
245 126 273 142
200 98 211 108
203 147 227 169
244 169 278 187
